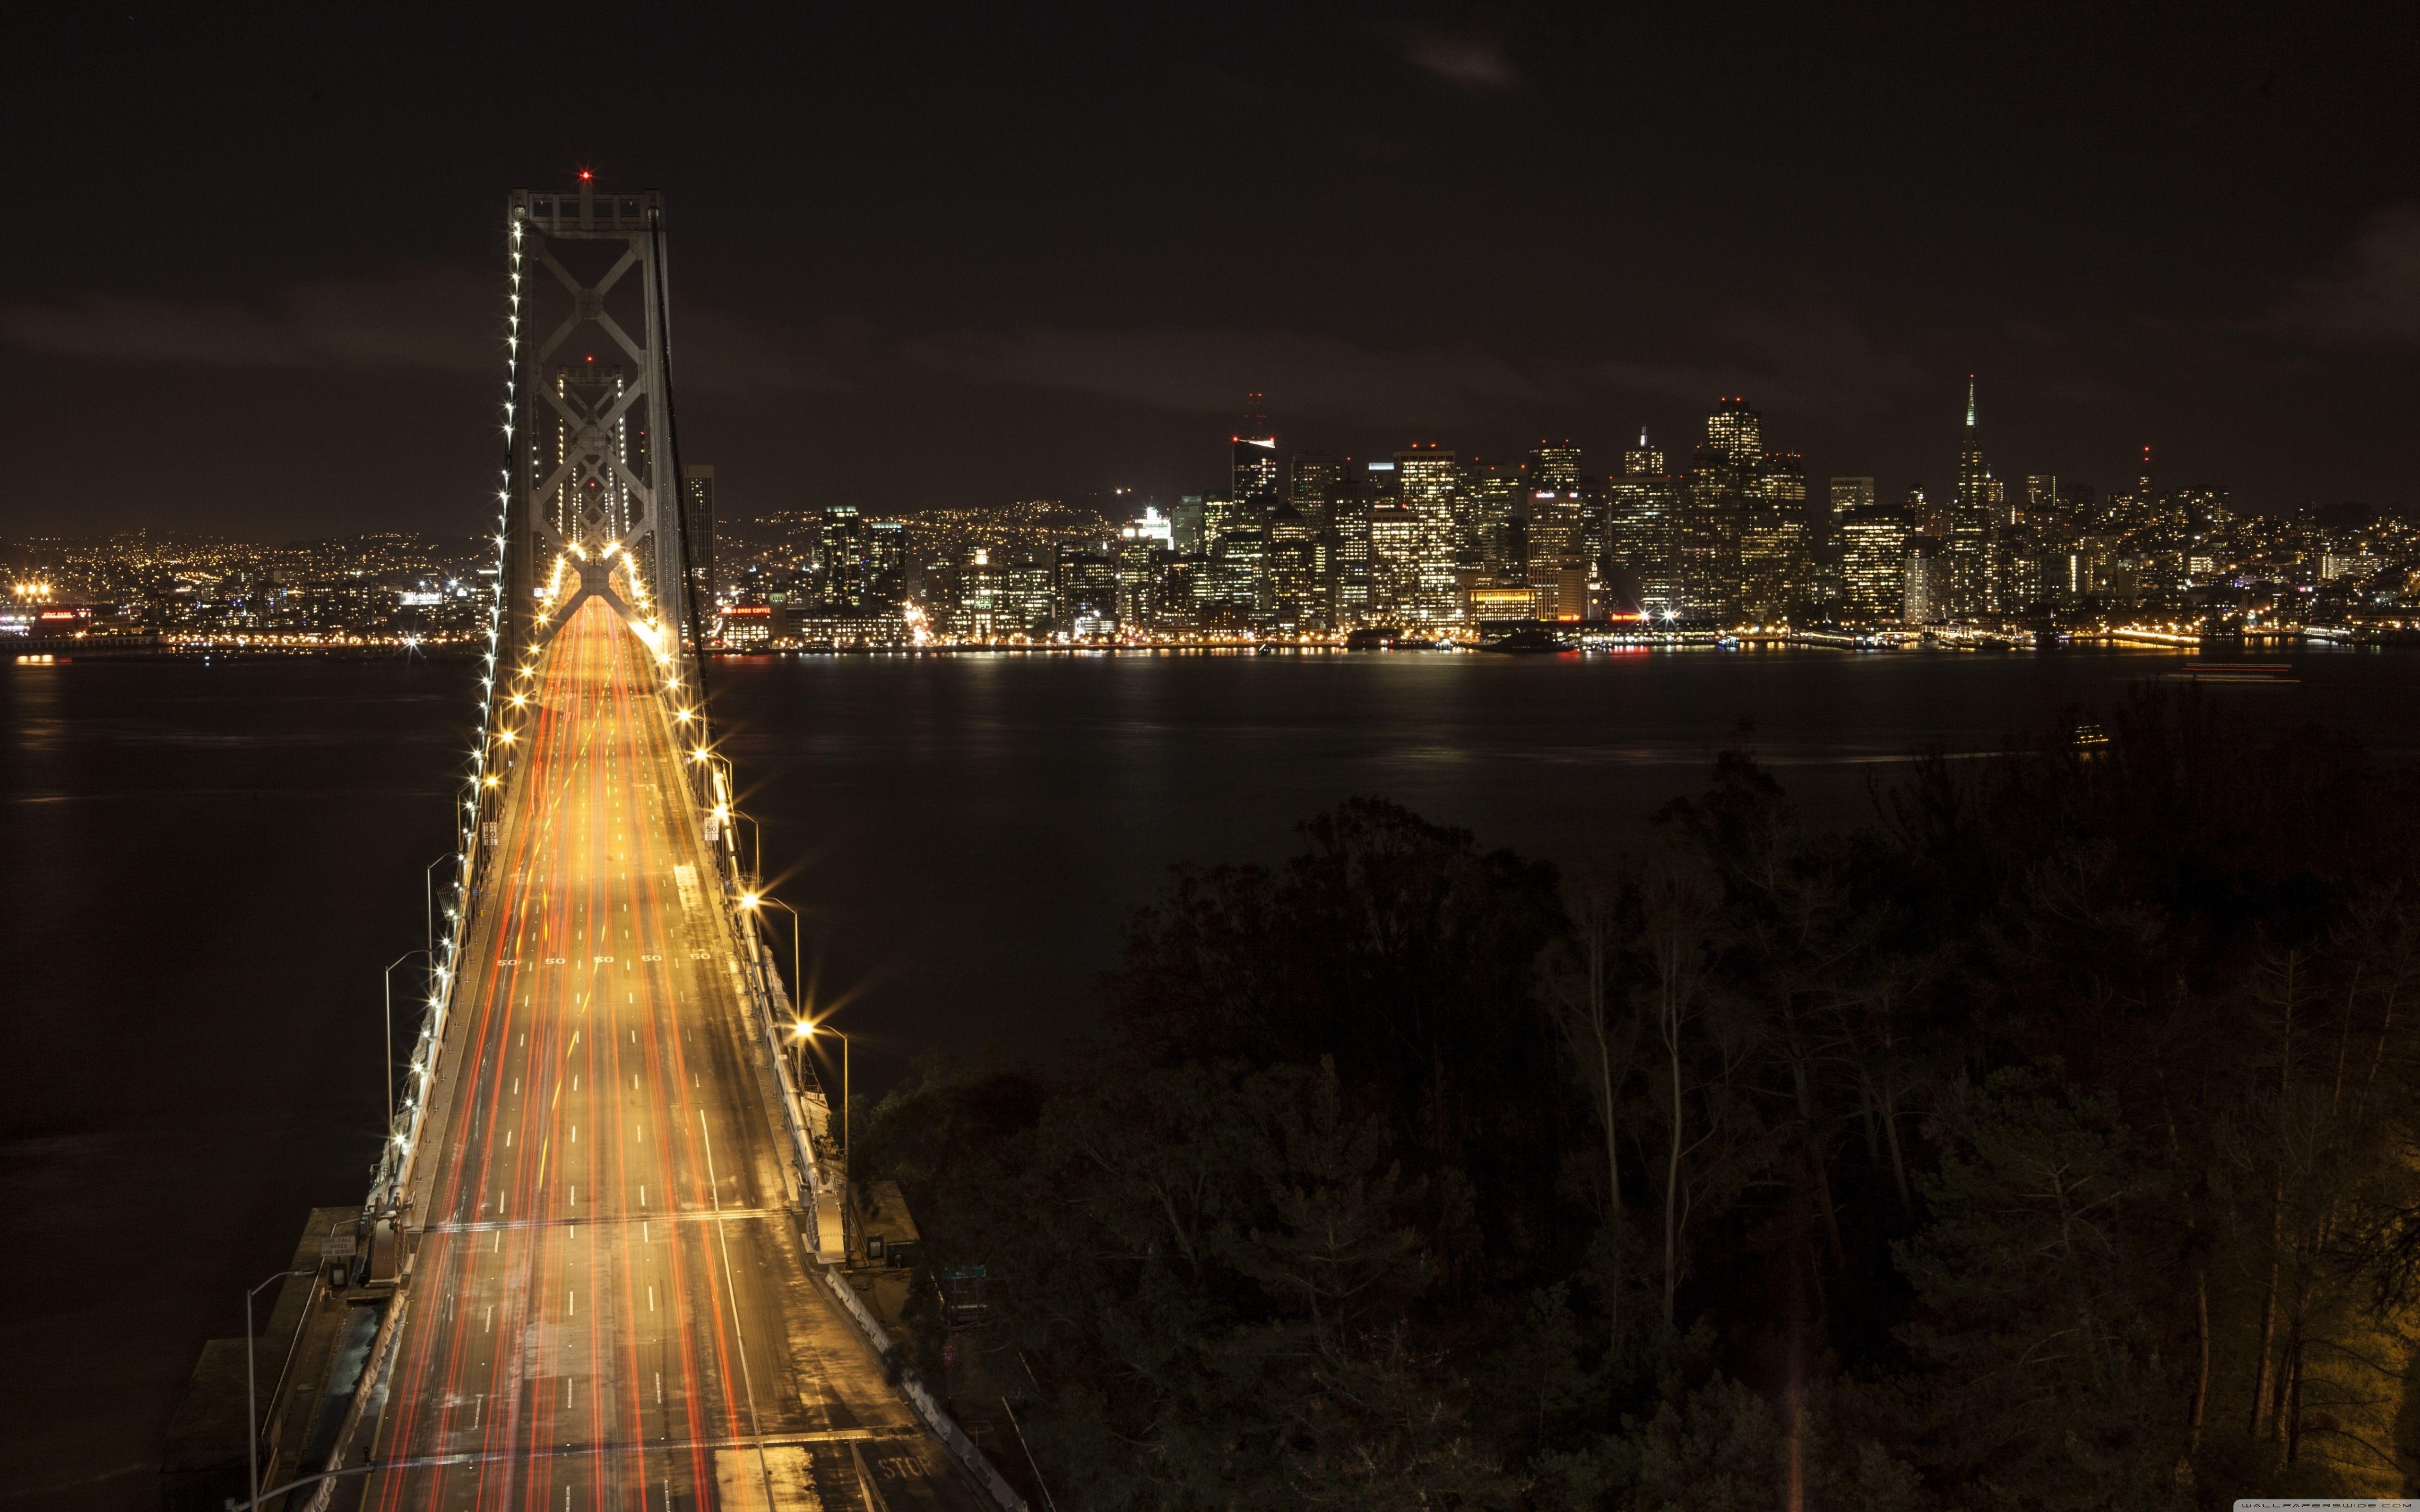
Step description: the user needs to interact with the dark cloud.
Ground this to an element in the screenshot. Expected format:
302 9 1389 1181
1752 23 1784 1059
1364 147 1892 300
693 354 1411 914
0 271 828 397
1396 30 1519 91
904 326 1566 427
0 271 493 374
669 308 848 396
2269 205 2420 346
1596 306 1923 420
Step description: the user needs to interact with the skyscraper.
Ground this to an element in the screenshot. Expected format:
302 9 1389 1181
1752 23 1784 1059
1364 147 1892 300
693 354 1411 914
1463 461 1523 583
1288 452 1344 531
1265 503 1317 630
817 504 869 611
1396 446 1462 623
1118 509 1173 627
1840 501 1908 622
1623 427 1666 479
1529 440 1583 494
1947 378 1998 618
1329 471 1374 626
1368 500 1422 625
680 465 716 615
1231 394 1280 511
1679 400 1758 622
1171 494 1208 555
1603 429 1675 617
1525 484 1588 622
1829 477 1876 517
1904 533 1947 626
867 519 906 611
1706 397 1762 467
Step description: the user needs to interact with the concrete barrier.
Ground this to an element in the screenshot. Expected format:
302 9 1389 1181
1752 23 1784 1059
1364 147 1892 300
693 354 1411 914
818 1267 1029 1512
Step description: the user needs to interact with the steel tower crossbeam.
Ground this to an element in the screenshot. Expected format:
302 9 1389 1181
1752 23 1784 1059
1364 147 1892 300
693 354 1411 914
502 177 693 672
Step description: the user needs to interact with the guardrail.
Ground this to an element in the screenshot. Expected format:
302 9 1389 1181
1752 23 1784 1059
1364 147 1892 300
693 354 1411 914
676 640 1025 1509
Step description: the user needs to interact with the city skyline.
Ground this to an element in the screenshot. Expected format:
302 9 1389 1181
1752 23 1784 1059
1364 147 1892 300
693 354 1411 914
13 375 2413 649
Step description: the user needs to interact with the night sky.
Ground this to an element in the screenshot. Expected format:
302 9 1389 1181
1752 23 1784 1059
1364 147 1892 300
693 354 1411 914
9 4 2419 538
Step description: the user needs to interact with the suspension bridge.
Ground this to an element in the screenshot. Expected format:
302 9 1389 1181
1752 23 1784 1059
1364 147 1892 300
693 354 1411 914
164 180 1014 1512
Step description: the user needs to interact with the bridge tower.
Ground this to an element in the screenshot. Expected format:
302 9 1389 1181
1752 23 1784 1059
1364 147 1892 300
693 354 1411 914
501 175 701 667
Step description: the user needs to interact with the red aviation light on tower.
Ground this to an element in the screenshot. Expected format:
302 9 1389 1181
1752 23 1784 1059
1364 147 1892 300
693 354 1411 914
579 169 594 181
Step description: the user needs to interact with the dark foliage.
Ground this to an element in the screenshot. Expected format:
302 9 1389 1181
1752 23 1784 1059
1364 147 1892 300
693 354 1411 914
866 690 2420 1509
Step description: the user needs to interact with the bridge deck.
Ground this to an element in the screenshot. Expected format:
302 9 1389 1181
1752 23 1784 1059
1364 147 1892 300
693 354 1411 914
358 598 977 1512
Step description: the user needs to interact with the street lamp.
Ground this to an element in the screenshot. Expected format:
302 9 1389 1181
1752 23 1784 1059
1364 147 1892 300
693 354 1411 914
383 951 432 1135
736 892 800 1022
244 1267 312 1510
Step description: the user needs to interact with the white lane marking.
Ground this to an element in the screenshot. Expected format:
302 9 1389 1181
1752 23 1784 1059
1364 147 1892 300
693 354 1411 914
648 1285 656 1312
700 1106 780 1506
484 1304 492 1333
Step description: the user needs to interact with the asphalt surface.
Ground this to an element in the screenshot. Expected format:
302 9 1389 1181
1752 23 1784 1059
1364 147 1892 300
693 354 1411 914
358 597 974 1512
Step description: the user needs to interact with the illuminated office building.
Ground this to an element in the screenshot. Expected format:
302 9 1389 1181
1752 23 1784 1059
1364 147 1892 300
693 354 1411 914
1118 509 1172 626
1463 462 1522 582
1524 487 1588 621
1265 504 1318 630
1055 547 1118 636
1329 474 1374 626
1839 502 1909 621
1903 533 1947 625
866 519 905 610
1396 447 1462 622
1706 397 1762 467
1529 440 1583 494
1368 501 1425 624
817 504 869 612
1680 402 1756 621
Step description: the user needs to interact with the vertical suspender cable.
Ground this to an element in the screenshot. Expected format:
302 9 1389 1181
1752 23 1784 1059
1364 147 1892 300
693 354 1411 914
648 210 712 713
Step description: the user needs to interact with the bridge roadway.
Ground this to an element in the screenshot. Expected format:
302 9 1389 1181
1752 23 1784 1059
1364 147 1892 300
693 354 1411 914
358 597 977 1512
